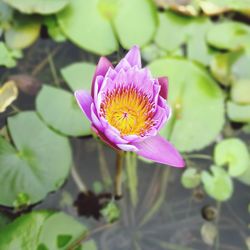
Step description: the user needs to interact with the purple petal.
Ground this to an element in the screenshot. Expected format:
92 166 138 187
133 135 185 167
117 143 138 152
124 45 141 68
74 90 93 120
158 77 168 100
91 57 113 97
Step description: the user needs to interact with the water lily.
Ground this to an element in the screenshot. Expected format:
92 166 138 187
75 46 185 167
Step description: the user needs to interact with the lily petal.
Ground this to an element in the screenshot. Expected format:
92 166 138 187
74 90 93 120
125 45 141 68
91 57 113 97
158 77 168 100
133 135 185 167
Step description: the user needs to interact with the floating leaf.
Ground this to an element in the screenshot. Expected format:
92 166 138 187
81 240 98 250
5 20 40 50
181 168 201 189
61 62 95 92
201 165 233 201
57 0 118 55
36 85 91 136
0 211 51 250
112 0 157 49
201 222 217 246
0 111 71 206
0 81 18 113
38 212 88 250
231 79 250 105
214 138 249 177
0 1 13 29
227 101 250 123
2 0 69 14
207 21 250 50
0 42 21 68
148 58 224 152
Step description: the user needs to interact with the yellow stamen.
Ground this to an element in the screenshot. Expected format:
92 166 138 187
100 85 155 136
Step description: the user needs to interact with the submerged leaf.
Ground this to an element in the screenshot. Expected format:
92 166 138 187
214 138 249 177
201 222 217 246
201 165 233 201
0 81 18 113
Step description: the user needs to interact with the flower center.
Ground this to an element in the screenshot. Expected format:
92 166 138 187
100 85 155 136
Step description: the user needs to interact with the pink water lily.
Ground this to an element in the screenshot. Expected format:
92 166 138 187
75 46 185 168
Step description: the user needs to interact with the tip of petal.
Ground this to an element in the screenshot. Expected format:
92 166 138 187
125 45 141 68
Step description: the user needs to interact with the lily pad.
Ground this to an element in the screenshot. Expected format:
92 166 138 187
201 165 233 201
5 22 41 49
61 62 96 92
231 79 250 104
227 101 250 123
57 0 118 55
0 111 71 206
0 42 21 68
214 138 249 177
2 0 69 14
207 21 250 50
112 0 157 49
148 58 224 152
181 168 201 189
0 81 18 113
36 85 91 136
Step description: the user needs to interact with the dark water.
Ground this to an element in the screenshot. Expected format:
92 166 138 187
1 40 250 250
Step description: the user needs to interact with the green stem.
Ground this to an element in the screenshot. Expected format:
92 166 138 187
115 151 124 198
71 165 88 193
47 50 60 87
126 152 138 207
185 154 213 160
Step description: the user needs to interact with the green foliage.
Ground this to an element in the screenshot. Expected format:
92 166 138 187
0 42 22 68
227 101 250 123
36 85 91 136
181 168 201 189
101 201 120 223
0 111 72 206
149 58 224 152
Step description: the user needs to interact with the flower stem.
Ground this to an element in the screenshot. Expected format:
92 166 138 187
71 165 88 193
114 151 124 199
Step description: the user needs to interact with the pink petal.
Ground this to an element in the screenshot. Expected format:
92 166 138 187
124 45 141 68
158 77 168 100
133 135 185 167
117 144 138 152
74 90 93 120
91 57 113 97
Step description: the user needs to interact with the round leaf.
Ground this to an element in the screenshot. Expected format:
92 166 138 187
57 0 118 55
2 0 69 14
207 21 250 50
61 62 95 92
231 79 250 105
113 0 157 49
36 85 91 136
214 138 249 177
227 101 250 123
201 166 233 201
181 168 201 189
0 111 71 206
148 58 225 152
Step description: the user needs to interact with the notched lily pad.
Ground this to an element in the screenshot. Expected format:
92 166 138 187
0 111 71 206
181 168 201 189
61 62 95 92
0 81 18 113
201 165 233 201
149 58 224 152
36 85 91 136
214 138 249 177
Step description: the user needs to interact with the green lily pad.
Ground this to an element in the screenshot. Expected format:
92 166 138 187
214 138 249 177
237 163 250 186
181 168 201 189
0 1 13 29
207 21 250 50
231 79 250 104
0 111 71 207
112 0 157 49
36 85 91 136
57 0 118 55
148 58 224 152
80 240 98 250
0 211 91 250
61 62 96 92
227 101 250 123
2 0 69 14
0 42 21 68
201 166 233 201
5 22 41 49
0 211 52 250
38 212 88 250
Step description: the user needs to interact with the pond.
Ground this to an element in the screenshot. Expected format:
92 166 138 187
1 1 250 250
